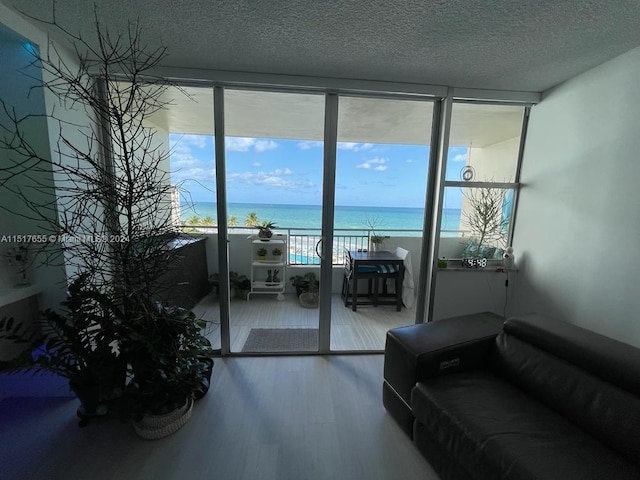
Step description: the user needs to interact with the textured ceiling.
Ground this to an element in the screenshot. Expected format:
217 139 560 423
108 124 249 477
3 0 640 93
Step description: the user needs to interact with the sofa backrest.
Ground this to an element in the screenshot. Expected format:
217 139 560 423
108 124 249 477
491 314 640 466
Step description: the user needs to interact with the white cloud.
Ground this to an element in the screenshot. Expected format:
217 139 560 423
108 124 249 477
255 140 278 152
225 137 256 152
227 168 309 189
251 162 262 168
338 142 374 152
298 141 324 150
452 151 469 162
406 159 416 164
356 157 388 170
180 134 208 149
225 137 278 152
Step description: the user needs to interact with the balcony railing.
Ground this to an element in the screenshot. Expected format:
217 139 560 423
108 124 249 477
178 225 468 265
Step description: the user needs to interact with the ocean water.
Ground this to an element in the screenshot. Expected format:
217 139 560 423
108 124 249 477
180 202 461 234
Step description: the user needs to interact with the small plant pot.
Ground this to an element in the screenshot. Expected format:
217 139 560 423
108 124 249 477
272 255 282 263
299 292 319 308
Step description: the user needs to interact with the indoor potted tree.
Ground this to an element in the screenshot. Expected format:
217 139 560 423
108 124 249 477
118 302 213 439
0 15 214 434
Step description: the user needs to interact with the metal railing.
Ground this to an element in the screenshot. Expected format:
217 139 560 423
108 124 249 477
178 225 466 265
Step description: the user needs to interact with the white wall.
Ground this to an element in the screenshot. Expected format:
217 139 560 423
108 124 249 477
0 19 67 310
512 45 640 347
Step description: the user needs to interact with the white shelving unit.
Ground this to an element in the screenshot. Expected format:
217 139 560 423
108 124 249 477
248 238 286 301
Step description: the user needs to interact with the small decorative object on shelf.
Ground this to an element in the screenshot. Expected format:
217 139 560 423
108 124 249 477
502 246 515 270
272 269 280 284
272 247 282 262
462 257 487 269
266 269 273 284
256 247 268 260
437 258 448 269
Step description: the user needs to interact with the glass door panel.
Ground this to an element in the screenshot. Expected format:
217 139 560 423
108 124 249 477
163 86 220 350
332 96 433 351
223 89 325 353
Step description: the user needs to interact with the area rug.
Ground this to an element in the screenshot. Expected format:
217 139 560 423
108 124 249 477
241 328 318 352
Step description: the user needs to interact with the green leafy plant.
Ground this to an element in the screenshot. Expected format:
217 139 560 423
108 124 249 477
118 302 212 417
256 247 268 257
256 220 277 239
0 274 124 417
271 247 282 256
289 272 320 296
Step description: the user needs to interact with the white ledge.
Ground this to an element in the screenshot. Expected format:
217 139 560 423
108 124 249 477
0 284 42 307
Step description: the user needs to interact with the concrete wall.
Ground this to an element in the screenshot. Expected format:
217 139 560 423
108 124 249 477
512 45 640 347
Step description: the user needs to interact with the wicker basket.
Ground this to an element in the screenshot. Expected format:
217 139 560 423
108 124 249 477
133 397 194 440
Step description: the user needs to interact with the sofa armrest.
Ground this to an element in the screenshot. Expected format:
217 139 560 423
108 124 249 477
384 312 504 407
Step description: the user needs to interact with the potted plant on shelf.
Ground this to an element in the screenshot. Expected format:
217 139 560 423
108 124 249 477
272 247 283 262
256 221 277 240
256 247 268 261
289 272 320 308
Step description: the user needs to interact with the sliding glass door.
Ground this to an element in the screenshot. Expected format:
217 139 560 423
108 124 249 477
331 96 434 351
222 89 326 353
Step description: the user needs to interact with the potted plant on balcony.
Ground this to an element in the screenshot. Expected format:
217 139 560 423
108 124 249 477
272 247 283 262
256 247 268 261
366 217 388 251
256 221 277 240
289 272 320 308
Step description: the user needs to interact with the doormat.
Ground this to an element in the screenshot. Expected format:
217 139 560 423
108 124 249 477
241 328 318 352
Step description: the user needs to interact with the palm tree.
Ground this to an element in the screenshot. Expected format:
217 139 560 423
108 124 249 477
201 216 215 226
228 216 238 227
244 212 259 227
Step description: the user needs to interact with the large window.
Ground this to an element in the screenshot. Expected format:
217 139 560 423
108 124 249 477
439 103 526 261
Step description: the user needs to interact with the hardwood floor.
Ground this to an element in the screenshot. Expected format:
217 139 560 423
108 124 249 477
0 355 439 480
193 293 417 352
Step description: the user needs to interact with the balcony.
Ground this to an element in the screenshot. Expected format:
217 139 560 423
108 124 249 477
179 226 484 352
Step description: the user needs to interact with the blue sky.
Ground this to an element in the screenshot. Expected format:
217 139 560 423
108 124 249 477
169 134 468 209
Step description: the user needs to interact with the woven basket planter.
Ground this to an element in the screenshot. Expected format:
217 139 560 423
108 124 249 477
133 397 194 440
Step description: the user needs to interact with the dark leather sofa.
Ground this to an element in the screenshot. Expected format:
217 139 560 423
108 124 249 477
383 312 640 480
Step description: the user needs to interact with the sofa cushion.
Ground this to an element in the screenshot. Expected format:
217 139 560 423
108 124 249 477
411 371 640 480
504 315 640 396
492 332 640 465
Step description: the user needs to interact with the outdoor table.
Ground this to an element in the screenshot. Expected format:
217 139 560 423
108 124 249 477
348 250 403 312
